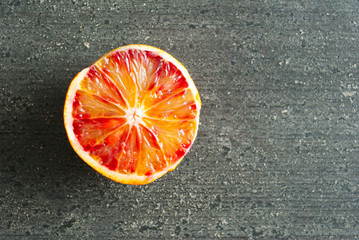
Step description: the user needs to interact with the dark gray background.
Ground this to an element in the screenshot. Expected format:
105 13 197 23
1 1 358 239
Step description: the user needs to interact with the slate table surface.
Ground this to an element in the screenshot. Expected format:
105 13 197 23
1 1 359 239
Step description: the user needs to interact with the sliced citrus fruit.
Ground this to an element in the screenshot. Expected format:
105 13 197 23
64 44 201 185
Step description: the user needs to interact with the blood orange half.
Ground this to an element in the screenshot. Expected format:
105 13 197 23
64 44 201 185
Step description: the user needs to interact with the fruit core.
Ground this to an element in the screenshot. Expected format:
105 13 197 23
125 107 145 126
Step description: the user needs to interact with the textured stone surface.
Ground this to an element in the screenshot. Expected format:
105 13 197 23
1 0 359 239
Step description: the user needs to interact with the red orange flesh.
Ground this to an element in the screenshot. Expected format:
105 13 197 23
64 45 201 185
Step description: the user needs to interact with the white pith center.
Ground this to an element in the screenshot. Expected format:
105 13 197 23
125 107 145 125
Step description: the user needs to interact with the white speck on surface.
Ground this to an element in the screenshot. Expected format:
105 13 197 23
84 42 90 48
342 91 356 97
285 58 291 65
282 109 288 114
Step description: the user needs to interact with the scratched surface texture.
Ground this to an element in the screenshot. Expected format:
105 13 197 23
1 1 359 239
